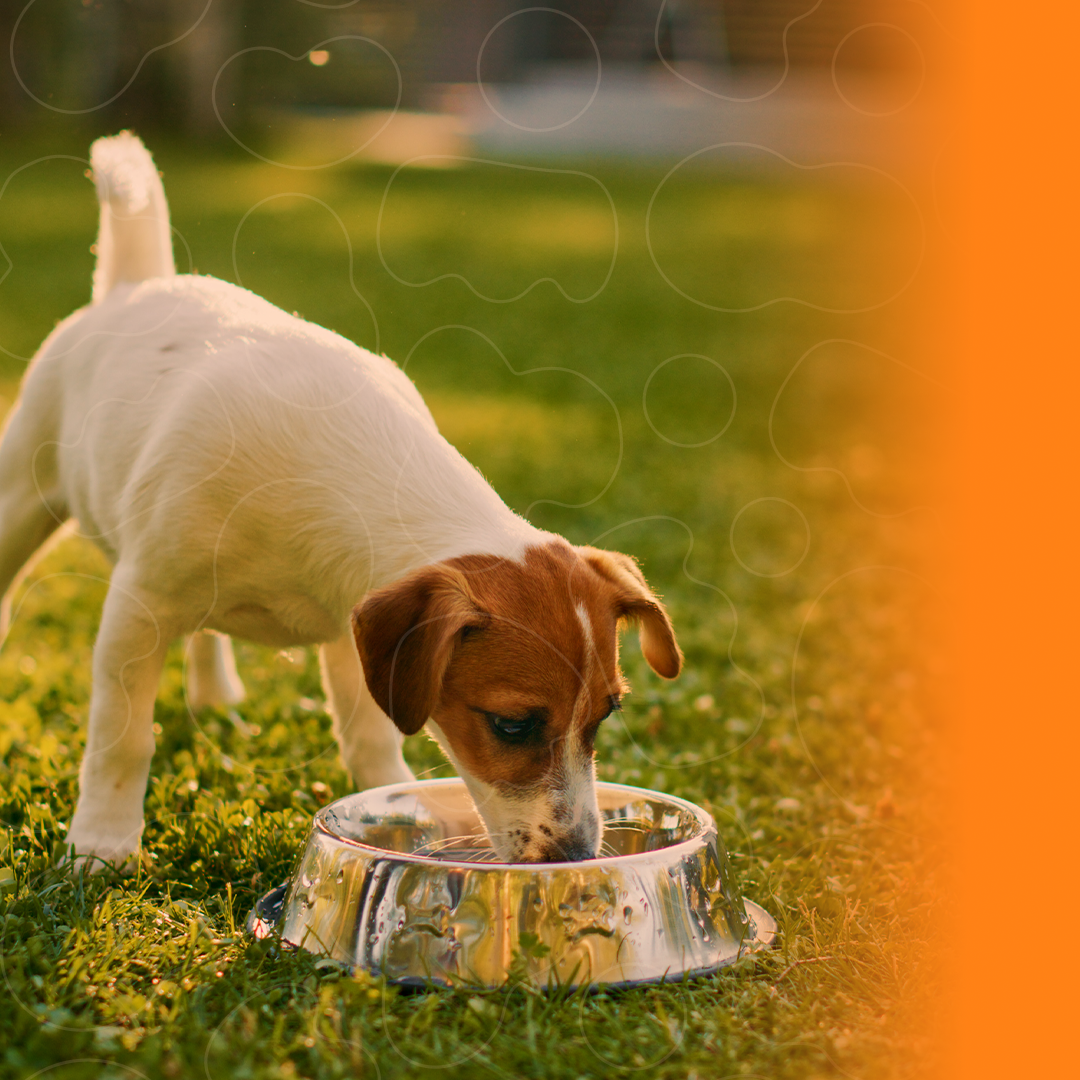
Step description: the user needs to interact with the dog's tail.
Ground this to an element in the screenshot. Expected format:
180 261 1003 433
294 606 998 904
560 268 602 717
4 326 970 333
89 131 175 303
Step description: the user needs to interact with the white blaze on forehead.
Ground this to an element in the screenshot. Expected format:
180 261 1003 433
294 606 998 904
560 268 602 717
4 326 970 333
560 600 601 834
574 601 594 651
427 594 603 860
573 600 596 725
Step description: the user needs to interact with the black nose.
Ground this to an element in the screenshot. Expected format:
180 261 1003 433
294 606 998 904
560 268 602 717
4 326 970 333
539 829 598 863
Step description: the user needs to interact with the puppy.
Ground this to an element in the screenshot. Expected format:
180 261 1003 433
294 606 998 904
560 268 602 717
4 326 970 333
0 133 681 868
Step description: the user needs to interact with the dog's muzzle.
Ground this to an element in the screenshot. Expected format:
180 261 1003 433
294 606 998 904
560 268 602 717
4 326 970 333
535 819 599 862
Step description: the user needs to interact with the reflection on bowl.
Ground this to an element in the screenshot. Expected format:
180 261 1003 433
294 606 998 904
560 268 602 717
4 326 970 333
249 779 776 989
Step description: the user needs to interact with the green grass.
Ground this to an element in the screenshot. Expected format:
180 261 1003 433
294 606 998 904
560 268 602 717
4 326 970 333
0 133 943 1079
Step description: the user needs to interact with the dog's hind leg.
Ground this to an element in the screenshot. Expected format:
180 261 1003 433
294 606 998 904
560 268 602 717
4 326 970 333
65 571 172 870
185 630 245 710
320 633 416 789
0 393 67 648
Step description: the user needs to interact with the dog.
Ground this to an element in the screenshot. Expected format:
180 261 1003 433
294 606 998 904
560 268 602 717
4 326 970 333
0 132 682 869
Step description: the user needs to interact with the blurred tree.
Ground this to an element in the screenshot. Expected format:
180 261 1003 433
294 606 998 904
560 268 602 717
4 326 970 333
170 0 240 136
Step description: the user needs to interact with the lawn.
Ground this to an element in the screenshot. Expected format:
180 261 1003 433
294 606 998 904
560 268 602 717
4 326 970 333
0 133 944 1079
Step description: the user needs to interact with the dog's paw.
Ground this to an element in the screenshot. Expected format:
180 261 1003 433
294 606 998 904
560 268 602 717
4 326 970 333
62 819 143 875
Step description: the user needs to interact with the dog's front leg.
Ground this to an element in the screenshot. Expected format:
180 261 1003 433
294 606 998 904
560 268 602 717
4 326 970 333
65 575 171 870
320 634 416 789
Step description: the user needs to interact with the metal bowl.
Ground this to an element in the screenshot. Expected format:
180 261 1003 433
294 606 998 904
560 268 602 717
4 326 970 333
249 779 776 989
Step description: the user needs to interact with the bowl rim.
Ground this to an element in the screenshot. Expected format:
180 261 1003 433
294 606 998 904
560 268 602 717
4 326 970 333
312 777 719 872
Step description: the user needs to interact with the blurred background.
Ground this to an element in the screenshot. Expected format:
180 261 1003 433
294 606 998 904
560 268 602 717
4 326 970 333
0 4 949 1078
2 1 940 165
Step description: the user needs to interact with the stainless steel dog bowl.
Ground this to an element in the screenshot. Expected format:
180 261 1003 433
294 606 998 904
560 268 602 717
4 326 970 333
249 779 776 989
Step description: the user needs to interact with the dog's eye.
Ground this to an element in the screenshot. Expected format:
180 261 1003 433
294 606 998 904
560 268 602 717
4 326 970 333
487 713 538 743
593 694 622 725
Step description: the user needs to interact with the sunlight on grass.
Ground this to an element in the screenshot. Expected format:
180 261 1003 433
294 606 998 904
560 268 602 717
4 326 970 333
428 388 603 465
0 143 942 1080
381 196 617 256
682 185 836 244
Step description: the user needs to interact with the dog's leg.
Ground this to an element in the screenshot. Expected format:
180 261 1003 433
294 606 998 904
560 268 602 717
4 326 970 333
65 574 171 870
0 490 64 647
185 630 245 709
0 401 66 647
320 634 416 789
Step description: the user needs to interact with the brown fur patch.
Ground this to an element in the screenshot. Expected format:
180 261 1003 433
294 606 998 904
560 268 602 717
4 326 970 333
353 539 680 791
352 563 487 734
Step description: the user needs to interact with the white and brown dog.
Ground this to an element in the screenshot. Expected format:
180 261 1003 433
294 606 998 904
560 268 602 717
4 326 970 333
0 133 681 869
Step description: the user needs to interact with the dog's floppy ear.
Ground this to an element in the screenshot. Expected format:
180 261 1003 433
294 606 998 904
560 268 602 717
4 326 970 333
352 564 488 735
578 547 683 679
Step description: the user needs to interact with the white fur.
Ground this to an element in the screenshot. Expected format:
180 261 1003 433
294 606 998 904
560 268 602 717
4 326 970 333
0 133 553 868
427 720 600 863
564 602 602 853
425 602 602 863
90 132 175 303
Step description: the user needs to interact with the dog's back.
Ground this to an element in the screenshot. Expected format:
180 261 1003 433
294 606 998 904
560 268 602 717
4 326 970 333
0 132 682 870
4 133 537 637
2 131 179 568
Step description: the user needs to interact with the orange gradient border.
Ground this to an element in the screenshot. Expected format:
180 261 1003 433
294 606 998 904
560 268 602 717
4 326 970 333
951 2 1079 1077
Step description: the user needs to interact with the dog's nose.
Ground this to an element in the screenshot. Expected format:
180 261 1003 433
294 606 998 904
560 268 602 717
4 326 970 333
554 839 598 862
539 827 599 862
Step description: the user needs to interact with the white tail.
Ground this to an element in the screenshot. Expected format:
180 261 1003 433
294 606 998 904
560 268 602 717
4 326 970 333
89 131 175 303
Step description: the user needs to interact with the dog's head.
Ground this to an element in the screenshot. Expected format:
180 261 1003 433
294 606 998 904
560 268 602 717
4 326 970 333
352 540 681 862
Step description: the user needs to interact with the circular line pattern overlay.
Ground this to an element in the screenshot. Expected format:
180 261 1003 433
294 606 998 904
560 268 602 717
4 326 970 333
645 143 925 314
10 0 213 114
377 158 618 304
477 7 601 132
832 23 926 117
729 497 811 578
212 36 402 170
642 354 736 448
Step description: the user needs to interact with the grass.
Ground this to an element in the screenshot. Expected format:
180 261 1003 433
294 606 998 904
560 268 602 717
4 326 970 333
0 132 944 1079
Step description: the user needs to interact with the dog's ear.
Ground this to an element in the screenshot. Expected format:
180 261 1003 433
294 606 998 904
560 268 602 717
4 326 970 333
578 547 683 680
352 564 488 735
